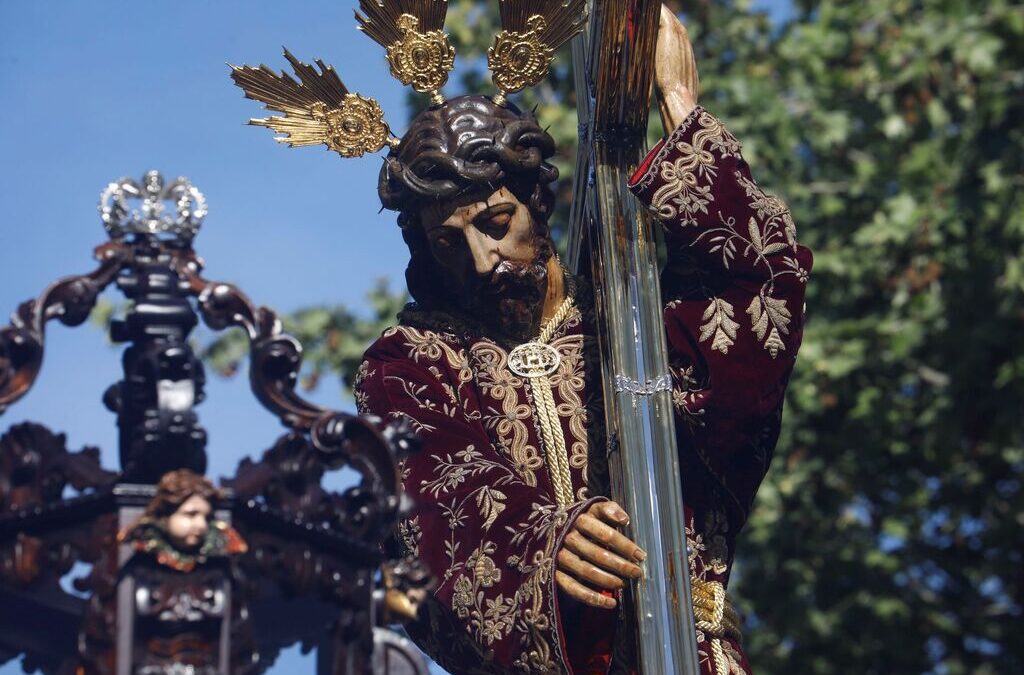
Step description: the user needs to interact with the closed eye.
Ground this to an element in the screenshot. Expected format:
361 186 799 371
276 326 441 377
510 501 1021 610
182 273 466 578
431 227 463 249
474 204 516 238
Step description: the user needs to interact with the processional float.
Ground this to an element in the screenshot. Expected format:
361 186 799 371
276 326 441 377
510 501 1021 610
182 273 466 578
0 172 430 674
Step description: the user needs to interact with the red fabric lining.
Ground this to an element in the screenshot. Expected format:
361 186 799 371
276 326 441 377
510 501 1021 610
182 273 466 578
629 137 666 186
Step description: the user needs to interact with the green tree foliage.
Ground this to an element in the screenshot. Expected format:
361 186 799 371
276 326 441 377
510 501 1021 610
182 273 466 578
206 1 1024 672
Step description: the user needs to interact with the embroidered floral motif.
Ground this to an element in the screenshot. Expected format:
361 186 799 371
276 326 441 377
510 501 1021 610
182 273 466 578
548 332 589 477
670 363 709 428
471 342 544 487
353 361 375 413
450 541 518 645
735 172 797 251
648 111 740 224
361 316 596 673
699 298 740 354
398 515 422 557
746 294 791 358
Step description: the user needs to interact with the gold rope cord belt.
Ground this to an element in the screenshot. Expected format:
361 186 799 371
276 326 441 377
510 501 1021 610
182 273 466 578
692 577 743 643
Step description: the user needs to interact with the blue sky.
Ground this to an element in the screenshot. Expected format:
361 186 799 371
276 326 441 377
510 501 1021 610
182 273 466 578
0 2 791 673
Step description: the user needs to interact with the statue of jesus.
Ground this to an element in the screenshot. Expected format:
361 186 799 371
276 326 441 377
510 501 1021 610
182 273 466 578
234 4 812 673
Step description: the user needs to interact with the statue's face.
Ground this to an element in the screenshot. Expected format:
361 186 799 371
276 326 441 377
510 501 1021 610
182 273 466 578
420 186 551 340
165 493 211 551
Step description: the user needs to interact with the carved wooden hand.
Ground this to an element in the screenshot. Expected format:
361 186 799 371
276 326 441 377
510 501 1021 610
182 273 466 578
555 501 647 609
655 4 700 132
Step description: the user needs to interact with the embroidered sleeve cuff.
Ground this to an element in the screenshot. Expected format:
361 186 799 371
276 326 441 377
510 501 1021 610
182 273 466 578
628 105 706 192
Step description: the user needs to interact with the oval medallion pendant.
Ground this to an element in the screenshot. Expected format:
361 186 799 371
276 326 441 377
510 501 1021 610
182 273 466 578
508 342 561 378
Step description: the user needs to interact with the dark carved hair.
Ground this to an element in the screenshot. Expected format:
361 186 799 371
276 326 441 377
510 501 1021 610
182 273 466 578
143 468 219 521
378 95 559 309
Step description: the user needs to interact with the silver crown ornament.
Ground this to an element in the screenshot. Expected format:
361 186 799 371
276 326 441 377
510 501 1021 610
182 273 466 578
99 170 207 243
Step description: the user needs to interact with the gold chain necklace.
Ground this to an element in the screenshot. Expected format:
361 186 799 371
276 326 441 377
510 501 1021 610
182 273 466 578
507 275 577 507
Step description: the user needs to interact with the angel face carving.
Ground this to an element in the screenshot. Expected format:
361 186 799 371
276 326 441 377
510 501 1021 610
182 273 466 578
166 492 212 551
119 469 246 572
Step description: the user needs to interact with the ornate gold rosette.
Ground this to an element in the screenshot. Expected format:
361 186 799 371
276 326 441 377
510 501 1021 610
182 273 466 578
357 0 455 106
230 49 396 159
488 16 553 98
385 14 455 102
312 95 390 158
489 0 588 105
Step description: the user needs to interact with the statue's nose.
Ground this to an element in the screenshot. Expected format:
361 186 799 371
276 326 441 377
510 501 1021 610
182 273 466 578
465 228 500 277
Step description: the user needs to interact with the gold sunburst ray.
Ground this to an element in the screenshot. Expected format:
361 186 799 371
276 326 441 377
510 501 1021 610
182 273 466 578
355 0 454 104
489 0 588 105
230 48 397 159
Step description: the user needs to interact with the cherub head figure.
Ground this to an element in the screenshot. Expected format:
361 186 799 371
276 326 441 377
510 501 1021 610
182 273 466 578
121 469 245 572
378 95 561 342
144 469 218 551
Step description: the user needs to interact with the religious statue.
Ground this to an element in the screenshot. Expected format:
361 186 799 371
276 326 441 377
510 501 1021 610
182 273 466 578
114 469 249 675
231 1 812 674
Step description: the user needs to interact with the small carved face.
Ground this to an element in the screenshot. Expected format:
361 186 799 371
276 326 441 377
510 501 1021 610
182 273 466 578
165 493 211 551
419 186 551 339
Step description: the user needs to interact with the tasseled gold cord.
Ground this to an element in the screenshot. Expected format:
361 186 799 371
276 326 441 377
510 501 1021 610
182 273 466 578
528 281 577 508
531 379 575 507
692 577 743 642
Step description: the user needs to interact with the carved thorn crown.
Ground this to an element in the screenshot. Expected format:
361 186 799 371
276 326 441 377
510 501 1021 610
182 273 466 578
231 0 587 160
99 170 206 243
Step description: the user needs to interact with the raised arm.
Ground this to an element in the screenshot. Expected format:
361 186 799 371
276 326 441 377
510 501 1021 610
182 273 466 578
627 8 814 522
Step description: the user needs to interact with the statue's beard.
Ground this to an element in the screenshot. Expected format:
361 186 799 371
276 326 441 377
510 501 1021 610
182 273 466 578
457 242 552 343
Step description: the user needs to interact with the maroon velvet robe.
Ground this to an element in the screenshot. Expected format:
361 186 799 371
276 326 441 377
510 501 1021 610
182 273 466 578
356 108 813 675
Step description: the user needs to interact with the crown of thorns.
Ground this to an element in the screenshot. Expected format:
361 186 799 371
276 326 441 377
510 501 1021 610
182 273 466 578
230 0 586 160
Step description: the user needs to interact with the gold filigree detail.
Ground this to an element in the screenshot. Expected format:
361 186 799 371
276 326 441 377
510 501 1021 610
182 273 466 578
315 96 390 157
489 0 588 105
387 14 455 102
357 0 455 105
230 49 396 158
648 111 806 359
489 16 553 103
